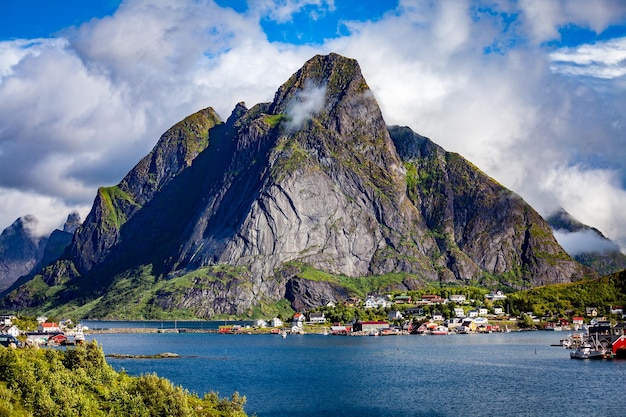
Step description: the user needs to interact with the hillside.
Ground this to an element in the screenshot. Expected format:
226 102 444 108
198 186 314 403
0 53 595 319
507 269 626 317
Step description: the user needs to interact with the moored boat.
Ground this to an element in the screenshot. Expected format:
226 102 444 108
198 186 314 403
570 334 613 359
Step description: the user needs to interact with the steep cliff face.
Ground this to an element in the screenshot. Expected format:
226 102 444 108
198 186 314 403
3 53 595 317
38 212 81 271
70 108 221 273
0 216 46 292
389 126 592 288
175 54 437 284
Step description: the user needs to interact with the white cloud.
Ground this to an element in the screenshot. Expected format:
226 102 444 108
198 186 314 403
284 81 327 131
549 38 626 79
540 166 626 250
553 229 619 256
249 0 336 23
0 187 90 237
519 0 626 44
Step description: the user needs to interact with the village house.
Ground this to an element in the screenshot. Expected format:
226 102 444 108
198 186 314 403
585 307 599 317
453 307 466 318
0 315 15 327
485 290 507 301
419 294 446 305
459 318 477 333
394 295 412 304
572 317 584 327
270 317 283 327
493 307 504 316
448 294 466 303
404 307 424 316
353 321 389 333
468 310 479 318
292 313 305 327
38 322 60 333
610 306 624 315
364 296 389 309
291 313 306 333
478 307 488 316
309 312 326 324
0 324 19 337
343 297 361 307
388 310 403 321
431 311 444 321
330 325 350 335
445 318 463 329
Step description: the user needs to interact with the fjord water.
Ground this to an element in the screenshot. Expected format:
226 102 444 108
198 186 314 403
86 331 625 417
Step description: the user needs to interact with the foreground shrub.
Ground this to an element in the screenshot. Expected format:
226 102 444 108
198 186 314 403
0 342 247 417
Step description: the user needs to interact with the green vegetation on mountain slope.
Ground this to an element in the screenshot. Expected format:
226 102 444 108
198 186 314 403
506 269 626 317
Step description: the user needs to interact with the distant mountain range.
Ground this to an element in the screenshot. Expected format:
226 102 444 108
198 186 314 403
2 53 619 319
0 213 79 292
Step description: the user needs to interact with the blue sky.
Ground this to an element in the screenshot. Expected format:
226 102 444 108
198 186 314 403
0 0 626 255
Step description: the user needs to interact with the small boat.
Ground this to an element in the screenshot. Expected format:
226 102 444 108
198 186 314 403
570 334 612 359
281 331 287 338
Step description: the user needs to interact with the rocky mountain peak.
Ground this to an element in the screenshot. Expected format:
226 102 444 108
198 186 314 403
14 215 39 237
1 53 596 318
63 212 82 234
0 215 46 292
270 53 367 114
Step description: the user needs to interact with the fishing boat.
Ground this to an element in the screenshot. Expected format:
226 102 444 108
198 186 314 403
570 334 612 359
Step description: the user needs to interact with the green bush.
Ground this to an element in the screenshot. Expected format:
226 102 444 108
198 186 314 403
0 342 247 417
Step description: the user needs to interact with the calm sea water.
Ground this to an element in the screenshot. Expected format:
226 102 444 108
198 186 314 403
84 330 626 417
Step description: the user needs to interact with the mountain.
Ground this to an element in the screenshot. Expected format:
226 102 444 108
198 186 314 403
547 208 626 276
0 215 46 292
0 213 82 295
1 53 594 318
37 212 82 272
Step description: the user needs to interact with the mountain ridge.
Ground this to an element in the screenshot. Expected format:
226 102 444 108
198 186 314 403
1 53 596 318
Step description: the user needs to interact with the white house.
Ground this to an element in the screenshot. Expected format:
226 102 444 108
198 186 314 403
270 317 283 327
388 310 404 321
432 311 444 321
478 307 488 316
0 325 19 337
453 307 465 318
485 291 507 301
309 312 326 324
0 315 14 326
364 296 389 309
449 294 466 303
292 313 305 328
493 307 504 316
468 310 479 318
